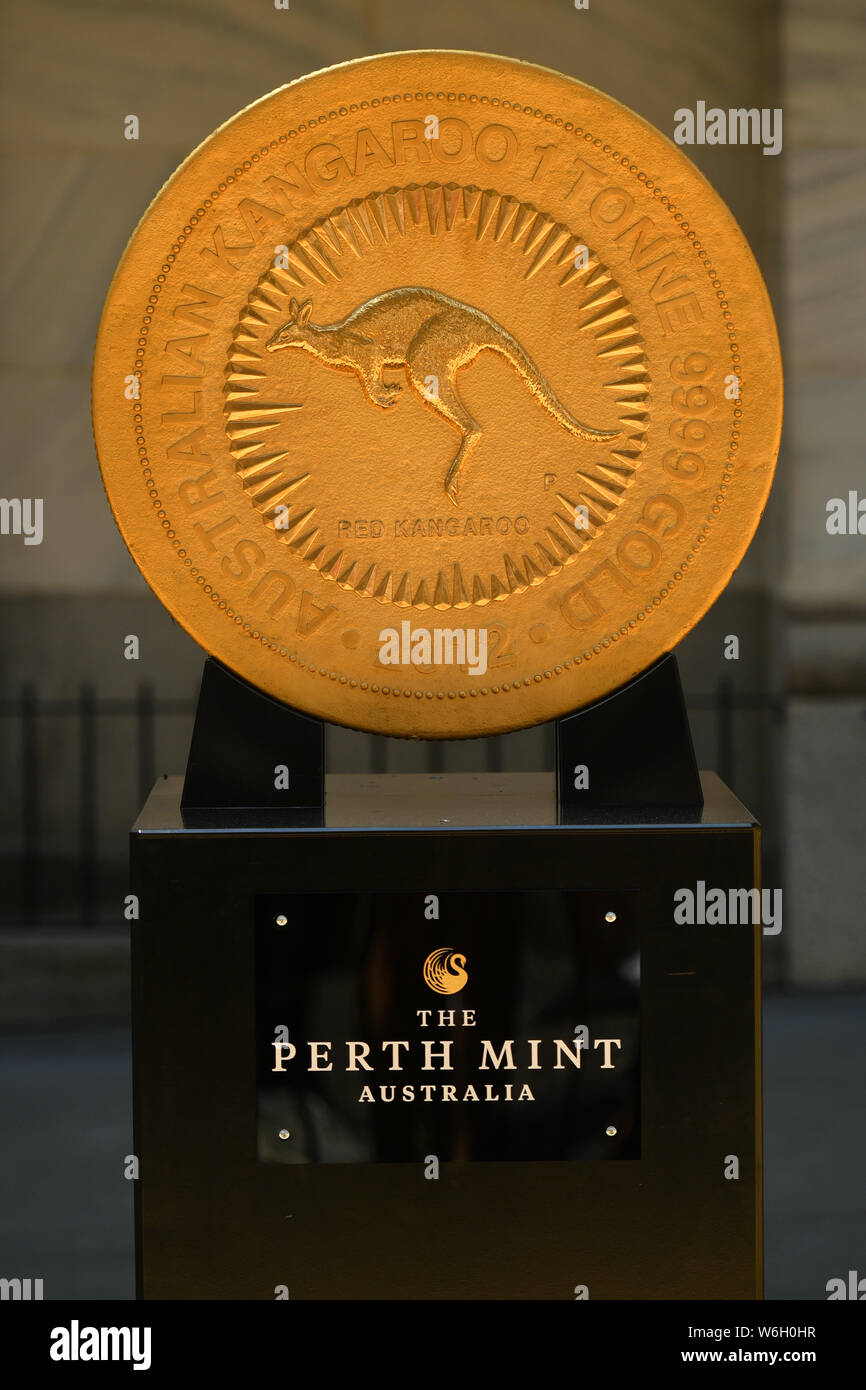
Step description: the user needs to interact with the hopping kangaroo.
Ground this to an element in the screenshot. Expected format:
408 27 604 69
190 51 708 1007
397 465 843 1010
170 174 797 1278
267 287 619 504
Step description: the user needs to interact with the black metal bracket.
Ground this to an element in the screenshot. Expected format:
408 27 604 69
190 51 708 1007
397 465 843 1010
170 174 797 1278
181 659 324 826
181 651 700 827
555 653 703 821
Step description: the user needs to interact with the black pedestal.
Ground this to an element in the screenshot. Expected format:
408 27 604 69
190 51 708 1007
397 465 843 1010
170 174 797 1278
131 771 761 1300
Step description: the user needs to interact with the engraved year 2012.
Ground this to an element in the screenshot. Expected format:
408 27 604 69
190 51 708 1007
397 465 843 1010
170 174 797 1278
392 621 518 677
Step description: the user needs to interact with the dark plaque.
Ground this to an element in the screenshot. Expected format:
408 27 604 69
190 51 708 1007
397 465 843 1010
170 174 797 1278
256 890 640 1164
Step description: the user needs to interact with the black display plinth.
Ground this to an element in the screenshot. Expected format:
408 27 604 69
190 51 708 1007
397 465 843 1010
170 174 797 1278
131 771 762 1301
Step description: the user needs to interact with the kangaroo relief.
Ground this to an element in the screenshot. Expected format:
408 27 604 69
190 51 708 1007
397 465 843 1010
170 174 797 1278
267 287 619 505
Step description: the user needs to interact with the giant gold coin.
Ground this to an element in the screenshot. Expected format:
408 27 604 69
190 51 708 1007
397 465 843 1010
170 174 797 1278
92 51 782 738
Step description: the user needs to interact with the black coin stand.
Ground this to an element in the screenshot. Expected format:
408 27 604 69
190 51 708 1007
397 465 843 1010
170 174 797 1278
181 651 702 823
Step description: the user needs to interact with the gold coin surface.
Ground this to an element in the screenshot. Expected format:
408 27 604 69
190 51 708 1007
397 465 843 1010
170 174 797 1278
92 51 782 738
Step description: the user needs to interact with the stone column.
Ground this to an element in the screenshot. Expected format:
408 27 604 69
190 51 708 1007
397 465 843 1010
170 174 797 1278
780 0 866 982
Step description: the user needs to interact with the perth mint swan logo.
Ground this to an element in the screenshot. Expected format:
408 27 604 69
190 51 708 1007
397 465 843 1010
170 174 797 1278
423 947 469 995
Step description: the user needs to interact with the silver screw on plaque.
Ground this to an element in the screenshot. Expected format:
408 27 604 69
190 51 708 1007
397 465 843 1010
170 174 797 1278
275 914 288 926
604 911 617 923
439 817 450 824
605 1126 617 1137
278 1129 291 1141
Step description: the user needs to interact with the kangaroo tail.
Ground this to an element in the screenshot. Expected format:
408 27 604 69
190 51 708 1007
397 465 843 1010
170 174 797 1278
490 332 620 442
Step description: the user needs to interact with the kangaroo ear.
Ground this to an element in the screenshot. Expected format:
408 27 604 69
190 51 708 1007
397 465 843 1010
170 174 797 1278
289 297 299 319
297 298 313 326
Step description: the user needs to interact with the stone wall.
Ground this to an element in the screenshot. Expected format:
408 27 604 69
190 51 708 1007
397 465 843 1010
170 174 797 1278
778 1 866 983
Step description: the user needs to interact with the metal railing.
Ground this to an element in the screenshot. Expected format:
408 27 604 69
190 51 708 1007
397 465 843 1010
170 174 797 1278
0 678 785 926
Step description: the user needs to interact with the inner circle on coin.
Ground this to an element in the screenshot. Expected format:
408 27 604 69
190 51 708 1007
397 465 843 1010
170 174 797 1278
225 182 648 610
92 52 781 737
